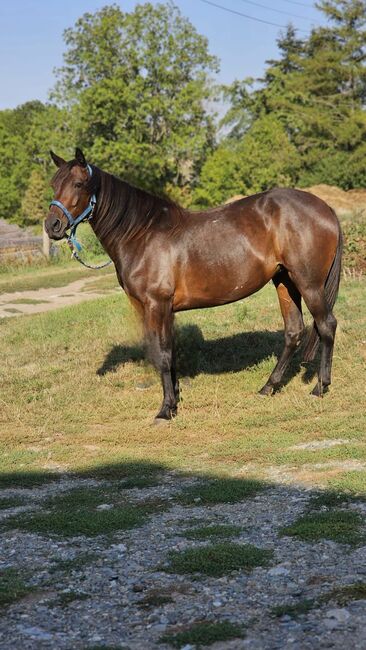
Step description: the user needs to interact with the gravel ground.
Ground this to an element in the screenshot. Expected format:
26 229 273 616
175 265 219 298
1 475 366 649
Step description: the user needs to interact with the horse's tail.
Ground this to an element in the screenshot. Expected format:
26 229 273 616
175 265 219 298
303 221 343 362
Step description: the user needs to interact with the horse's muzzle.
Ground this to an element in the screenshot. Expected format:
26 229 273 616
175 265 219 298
44 213 67 240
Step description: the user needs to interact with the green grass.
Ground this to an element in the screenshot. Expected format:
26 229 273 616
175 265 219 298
306 491 358 510
177 479 265 505
5 486 167 537
280 510 365 546
160 621 245 648
49 553 98 574
182 524 242 540
0 276 365 497
0 496 25 510
9 298 50 305
272 582 366 619
164 543 273 577
0 263 103 294
0 568 33 607
271 599 315 618
57 590 89 607
137 590 174 609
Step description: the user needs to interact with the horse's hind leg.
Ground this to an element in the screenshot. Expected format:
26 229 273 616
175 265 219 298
259 271 304 396
292 283 337 397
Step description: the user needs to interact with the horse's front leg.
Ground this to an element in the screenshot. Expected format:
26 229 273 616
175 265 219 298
144 299 177 421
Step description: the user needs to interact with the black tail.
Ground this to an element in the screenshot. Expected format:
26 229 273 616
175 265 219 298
303 223 343 362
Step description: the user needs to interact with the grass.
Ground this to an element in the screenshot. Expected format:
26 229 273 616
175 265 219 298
49 553 98 574
271 598 316 618
0 262 108 294
0 496 25 510
57 590 89 607
280 510 365 546
160 621 245 648
5 486 167 537
177 478 265 505
272 582 366 619
182 524 242 540
0 568 33 607
0 273 364 496
163 543 273 577
306 491 358 510
9 298 50 305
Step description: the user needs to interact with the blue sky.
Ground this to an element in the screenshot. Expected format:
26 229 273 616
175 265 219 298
0 0 326 110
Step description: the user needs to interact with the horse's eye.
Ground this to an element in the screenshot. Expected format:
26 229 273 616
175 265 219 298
74 182 83 189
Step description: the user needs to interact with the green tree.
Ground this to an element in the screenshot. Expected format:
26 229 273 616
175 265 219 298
0 102 71 224
194 115 301 207
215 0 366 193
20 169 49 228
52 2 219 195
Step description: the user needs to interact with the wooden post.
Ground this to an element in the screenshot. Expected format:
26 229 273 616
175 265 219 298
43 223 51 259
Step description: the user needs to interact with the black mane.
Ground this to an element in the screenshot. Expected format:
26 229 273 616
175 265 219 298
88 166 183 244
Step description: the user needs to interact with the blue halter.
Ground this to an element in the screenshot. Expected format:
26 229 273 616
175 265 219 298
49 163 97 231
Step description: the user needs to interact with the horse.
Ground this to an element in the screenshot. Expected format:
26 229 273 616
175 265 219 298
45 148 343 421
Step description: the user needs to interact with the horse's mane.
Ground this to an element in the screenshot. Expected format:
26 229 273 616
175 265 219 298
87 165 183 245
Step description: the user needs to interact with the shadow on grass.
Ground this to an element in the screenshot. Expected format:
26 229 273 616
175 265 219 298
97 323 318 386
0 460 364 546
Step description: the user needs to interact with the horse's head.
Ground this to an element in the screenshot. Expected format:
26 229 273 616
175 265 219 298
45 148 96 240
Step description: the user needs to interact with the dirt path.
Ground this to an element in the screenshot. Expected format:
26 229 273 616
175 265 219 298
0 275 117 318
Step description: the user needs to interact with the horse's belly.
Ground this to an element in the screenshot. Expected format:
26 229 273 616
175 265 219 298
173 267 271 312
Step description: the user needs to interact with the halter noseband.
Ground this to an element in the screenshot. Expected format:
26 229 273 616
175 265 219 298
49 163 97 231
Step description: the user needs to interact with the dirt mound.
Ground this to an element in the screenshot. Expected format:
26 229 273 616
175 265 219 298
301 185 366 214
225 186 366 214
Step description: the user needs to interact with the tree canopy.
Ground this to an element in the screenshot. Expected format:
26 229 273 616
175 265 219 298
0 0 365 224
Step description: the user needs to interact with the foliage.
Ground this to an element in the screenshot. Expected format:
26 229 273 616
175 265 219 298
52 2 218 195
196 0 366 205
160 621 245 648
0 101 71 224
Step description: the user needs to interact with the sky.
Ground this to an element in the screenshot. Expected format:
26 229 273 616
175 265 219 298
0 0 326 110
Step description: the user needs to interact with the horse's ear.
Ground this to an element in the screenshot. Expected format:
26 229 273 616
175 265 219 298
75 147 87 167
50 150 66 168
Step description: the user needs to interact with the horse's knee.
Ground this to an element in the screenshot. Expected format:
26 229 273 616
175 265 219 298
285 326 304 349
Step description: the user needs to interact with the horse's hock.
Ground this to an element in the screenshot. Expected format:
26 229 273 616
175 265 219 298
0 219 44 264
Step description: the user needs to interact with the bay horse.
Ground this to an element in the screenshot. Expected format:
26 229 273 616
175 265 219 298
45 148 342 421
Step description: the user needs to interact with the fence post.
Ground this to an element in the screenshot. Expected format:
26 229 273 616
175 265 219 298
43 223 50 259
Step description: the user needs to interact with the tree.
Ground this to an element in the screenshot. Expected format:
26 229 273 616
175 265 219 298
20 169 49 228
214 0 366 192
194 115 301 207
0 102 71 224
52 2 219 194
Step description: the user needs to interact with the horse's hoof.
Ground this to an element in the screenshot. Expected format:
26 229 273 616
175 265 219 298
258 384 273 397
311 383 328 397
153 417 171 426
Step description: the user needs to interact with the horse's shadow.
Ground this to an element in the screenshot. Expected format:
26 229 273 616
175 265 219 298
97 324 317 388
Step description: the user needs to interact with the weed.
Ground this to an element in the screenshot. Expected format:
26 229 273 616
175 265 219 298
160 620 245 648
177 478 265 505
164 543 272 577
0 496 25 510
182 524 242 540
57 590 89 607
0 568 33 607
5 486 167 537
271 599 315 618
280 510 364 546
271 582 366 619
49 553 97 574
307 491 356 510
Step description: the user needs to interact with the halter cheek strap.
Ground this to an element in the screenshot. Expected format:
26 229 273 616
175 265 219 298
49 164 97 229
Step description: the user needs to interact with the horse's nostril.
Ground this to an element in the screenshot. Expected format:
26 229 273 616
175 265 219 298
52 217 62 232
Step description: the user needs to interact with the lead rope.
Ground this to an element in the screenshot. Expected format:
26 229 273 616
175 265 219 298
66 227 113 270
